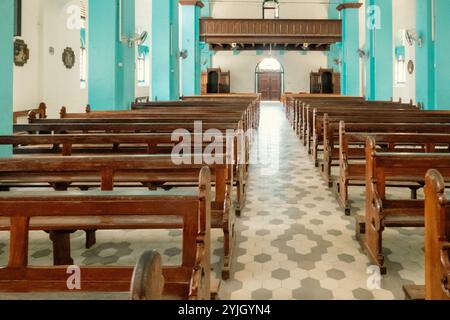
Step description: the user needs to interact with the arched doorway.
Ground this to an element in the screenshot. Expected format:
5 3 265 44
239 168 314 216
255 57 284 101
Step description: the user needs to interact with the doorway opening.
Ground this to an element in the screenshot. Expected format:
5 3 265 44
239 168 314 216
321 70 333 93
255 57 284 101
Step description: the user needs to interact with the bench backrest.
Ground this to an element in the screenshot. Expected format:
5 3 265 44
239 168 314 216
424 169 450 300
14 122 240 134
14 103 47 124
0 163 211 296
365 136 450 200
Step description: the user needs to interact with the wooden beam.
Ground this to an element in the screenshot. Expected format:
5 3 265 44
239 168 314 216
336 2 363 11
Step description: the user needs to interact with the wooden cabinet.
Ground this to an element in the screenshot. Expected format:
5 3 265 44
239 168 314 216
310 68 340 94
201 68 231 94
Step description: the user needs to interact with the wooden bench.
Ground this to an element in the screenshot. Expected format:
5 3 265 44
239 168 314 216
403 169 450 300
0 164 212 299
12 122 248 217
282 94 363 129
360 137 450 273
322 119 450 188
13 103 46 124
0 155 234 280
310 111 450 166
291 98 412 140
298 99 404 138
334 125 450 214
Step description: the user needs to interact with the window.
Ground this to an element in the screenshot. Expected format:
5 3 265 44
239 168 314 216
395 46 406 85
80 13 87 88
263 0 279 19
137 53 146 84
137 45 149 86
396 57 406 85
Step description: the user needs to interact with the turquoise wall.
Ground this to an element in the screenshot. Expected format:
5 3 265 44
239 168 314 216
200 0 212 72
341 2 360 96
181 4 202 96
365 0 393 100
415 0 435 109
327 2 360 96
416 0 450 110
0 0 13 157
434 0 450 109
327 4 341 73
89 0 135 110
152 0 179 100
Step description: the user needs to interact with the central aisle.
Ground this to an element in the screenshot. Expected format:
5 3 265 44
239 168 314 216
219 102 423 300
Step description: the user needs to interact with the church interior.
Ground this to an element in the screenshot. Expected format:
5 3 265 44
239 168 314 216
0 0 450 301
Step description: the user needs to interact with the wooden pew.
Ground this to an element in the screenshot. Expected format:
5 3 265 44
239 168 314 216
289 98 407 137
13 121 248 217
132 97 260 130
0 154 233 279
310 111 450 166
322 120 450 189
332 122 450 214
13 103 46 124
285 96 365 135
360 137 450 273
59 103 257 132
403 169 450 300
290 101 411 144
0 162 212 299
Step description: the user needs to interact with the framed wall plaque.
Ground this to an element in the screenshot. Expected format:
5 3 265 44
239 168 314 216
62 47 75 69
14 39 29 66
407 60 414 74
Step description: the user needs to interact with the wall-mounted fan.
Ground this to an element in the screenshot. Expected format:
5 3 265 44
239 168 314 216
179 49 188 60
357 48 368 59
405 30 422 48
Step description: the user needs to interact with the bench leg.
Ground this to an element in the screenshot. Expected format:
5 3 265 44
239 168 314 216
49 231 74 266
410 187 418 200
221 205 235 280
85 230 97 249
334 181 351 215
363 214 387 275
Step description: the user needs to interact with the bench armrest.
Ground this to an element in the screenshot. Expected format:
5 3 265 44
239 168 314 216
441 242 450 297
369 179 384 230
341 152 349 177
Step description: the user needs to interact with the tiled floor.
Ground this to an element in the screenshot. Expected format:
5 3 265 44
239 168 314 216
0 102 425 300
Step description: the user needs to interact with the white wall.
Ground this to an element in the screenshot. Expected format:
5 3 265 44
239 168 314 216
212 0 328 19
212 51 327 93
13 0 87 118
211 0 329 94
13 0 41 112
392 0 416 103
135 0 152 99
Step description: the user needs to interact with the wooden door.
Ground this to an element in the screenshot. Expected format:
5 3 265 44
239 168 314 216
258 72 281 101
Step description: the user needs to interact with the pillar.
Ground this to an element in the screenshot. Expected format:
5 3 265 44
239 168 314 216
327 3 342 73
338 2 362 96
180 1 204 97
0 0 14 157
433 0 450 109
152 0 179 101
416 0 450 110
415 0 435 109
365 0 393 100
200 0 212 72
88 0 135 110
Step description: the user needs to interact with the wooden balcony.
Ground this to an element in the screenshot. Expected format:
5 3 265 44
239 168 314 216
200 18 342 51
